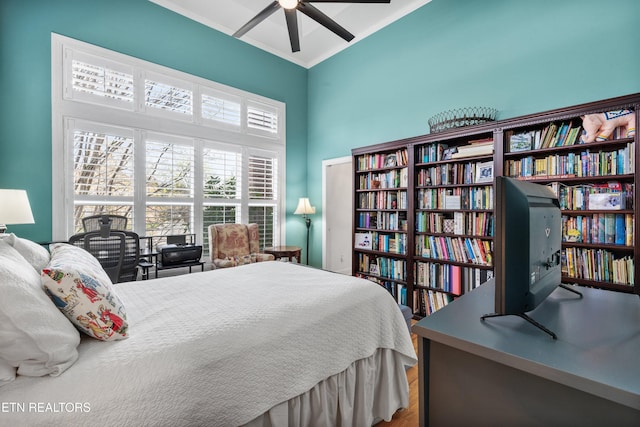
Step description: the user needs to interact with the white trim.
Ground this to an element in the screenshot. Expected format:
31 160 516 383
321 156 352 271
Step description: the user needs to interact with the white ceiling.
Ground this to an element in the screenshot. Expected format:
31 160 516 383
150 0 432 68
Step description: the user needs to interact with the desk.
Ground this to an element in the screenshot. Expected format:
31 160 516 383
412 280 640 427
263 246 302 263
138 248 205 279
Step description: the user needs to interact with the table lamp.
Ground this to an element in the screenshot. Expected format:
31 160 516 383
0 189 35 234
294 197 315 264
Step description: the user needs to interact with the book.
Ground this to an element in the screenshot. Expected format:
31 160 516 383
589 192 624 210
604 214 616 244
615 214 625 245
354 232 372 250
625 214 633 247
509 133 532 152
451 140 494 159
444 195 461 210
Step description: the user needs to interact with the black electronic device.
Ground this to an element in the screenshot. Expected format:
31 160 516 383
481 176 582 339
158 244 202 267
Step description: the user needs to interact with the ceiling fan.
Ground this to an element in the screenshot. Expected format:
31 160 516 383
233 0 391 53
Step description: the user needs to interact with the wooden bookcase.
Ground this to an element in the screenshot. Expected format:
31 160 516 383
412 129 496 317
352 142 412 304
352 93 640 318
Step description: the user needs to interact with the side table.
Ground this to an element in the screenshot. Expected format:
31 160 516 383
263 246 302 263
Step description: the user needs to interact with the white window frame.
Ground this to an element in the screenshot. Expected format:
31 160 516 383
51 33 286 245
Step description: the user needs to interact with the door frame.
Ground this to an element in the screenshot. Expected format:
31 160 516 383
321 156 352 272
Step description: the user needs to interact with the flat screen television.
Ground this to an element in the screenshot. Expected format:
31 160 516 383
482 176 581 339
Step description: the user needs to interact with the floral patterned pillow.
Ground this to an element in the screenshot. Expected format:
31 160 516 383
41 244 129 341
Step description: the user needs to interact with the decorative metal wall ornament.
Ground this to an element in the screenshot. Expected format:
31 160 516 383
428 107 498 133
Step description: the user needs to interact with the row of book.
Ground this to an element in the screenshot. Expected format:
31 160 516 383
414 261 493 294
354 231 407 254
357 190 408 210
415 211 494 236
417 186 494 210
416 289 453 317
509 121 583 152
505 143 634 178
562 213 633 246
416 160 492 186
417 142 450 163
356 149 408 171
548 181 634 211
415 235 493 266
357 211 408 231
562 247 634 286
356 253 407 281
357 167 408 190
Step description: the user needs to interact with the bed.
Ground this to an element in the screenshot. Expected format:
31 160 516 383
0 236 417 426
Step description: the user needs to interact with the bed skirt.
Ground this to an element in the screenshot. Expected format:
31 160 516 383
243 348 413 427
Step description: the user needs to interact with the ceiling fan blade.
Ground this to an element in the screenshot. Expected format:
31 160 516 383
297 2 354 42
307 1 390 3
284 10 301 52
233 1 281 38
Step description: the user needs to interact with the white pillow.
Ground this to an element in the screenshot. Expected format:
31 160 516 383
0 358 16 386
0 233 50 272
0 240 80 377
42 243 129 341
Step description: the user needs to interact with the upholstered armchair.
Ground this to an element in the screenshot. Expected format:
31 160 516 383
207 223 275 268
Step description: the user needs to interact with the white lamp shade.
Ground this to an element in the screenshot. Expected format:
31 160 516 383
0 189 35 225
294 197 315 215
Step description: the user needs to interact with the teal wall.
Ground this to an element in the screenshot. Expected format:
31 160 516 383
0 0 308 246
306 0 640 266
2 0 639 267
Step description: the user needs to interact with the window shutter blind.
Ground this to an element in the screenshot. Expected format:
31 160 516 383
248 155 277 200
72 60 135 103
249 206 275 248
203 148 242 199
248 154 277 248
247 102 278 135
145 79 193 116
145 140 194 198
73 130 134 197
202 93 241 127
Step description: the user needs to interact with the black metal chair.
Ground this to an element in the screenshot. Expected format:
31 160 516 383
82 214 128 233
69 231 126 283
69 229 140 283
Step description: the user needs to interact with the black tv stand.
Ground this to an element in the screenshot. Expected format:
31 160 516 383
558 283 583 298
481 312 558 339
481 284 584 339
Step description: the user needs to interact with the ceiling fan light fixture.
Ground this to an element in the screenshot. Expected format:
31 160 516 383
279 0 299 10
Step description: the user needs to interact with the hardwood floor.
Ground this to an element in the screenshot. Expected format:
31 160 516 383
379 322 419 427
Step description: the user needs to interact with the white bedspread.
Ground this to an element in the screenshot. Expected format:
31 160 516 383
0 262 416 426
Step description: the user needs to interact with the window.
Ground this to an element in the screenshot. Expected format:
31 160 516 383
201 88 241 128
247 100 279 137
248 153 278 249
52 34 286 249
72 60 134 104
71 121 135 233
144 73 193 118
